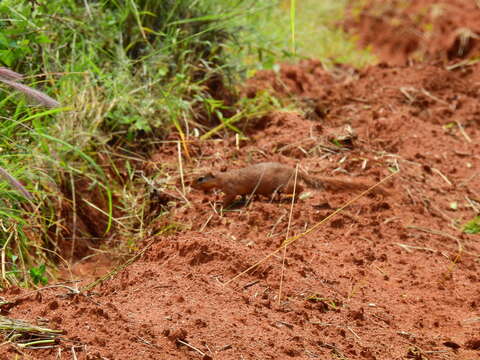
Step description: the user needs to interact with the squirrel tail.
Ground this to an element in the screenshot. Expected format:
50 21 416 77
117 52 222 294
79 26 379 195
299 172 325 189
300 173 387 194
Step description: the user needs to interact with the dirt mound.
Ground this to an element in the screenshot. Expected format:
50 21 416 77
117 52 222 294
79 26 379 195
344 0 480 65
2 60 480 359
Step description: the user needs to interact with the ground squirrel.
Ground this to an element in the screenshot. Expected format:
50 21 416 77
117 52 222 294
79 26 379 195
191 162 384 207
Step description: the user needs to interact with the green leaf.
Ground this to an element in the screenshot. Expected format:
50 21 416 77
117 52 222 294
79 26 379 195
0 33 9 48
29 264 48 285
463 216 480 234
35 34 52 44
0 50 15 66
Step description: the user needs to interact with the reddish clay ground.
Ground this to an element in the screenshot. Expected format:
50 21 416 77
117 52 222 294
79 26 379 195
2 59 479 359
2 11 480 360
344 0 480 65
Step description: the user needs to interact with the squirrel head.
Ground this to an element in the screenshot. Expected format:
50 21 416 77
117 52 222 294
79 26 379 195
191 173 217 191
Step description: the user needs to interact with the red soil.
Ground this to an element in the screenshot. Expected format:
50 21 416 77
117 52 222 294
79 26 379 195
3 13 480 359
2 58 479 359
344 0 480 65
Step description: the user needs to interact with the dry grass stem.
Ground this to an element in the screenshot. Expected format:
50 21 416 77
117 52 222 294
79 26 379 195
432 168 452 186
176 339 207 357
278 163 299 304
0 166 33 200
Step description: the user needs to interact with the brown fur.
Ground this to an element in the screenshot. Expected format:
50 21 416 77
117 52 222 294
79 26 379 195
191 162 385 207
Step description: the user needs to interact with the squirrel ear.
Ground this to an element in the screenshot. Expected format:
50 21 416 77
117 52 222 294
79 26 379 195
204 172 214 178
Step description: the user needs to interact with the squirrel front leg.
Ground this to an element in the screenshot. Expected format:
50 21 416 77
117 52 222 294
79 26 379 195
221 193 237 208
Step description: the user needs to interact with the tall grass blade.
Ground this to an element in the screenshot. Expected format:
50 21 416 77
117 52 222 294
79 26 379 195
290 0 296 55
33 132 113 234
0 79 60 108
0 166 33 200
0 67 23 81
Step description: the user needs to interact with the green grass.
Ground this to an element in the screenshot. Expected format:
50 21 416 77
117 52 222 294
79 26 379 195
291 0 375 66
0 0 374 287
463 216 480 234
234 0 376 73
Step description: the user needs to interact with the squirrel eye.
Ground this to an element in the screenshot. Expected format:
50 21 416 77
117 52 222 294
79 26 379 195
195 174 214 184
